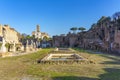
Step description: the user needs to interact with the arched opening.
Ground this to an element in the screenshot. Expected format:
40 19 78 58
43 36 49 41
16 47 21 51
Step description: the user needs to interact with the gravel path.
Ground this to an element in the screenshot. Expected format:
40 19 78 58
11 51 37 56
1 49 41 58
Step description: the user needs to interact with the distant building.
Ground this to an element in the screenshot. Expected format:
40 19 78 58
31 25 51 48
32 25 50 39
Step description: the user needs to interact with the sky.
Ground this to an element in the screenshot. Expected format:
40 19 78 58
0 0 120 37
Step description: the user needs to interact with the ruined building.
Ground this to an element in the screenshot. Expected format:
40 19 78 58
53 12 120 54
0 25 22 53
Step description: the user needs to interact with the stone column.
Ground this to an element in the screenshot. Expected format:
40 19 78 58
26 40 29 52
1 38 7 53
33 42 36 48
13 42 16 52
31 40 33 48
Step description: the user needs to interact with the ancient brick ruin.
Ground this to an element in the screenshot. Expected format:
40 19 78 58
53 12 120 54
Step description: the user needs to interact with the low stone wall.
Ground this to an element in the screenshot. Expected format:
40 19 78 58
39 53 86 64
0 52 12 57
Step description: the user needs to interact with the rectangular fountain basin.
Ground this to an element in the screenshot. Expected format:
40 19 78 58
41 53 84 62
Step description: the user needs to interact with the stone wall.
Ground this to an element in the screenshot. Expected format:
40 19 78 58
53 13 120 54
0 25 21 53
3 25 19 43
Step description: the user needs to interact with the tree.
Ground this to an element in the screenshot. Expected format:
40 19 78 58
26 35 32 39
43 36 49 41
112 12 120 20
5 43 10 52
97 16 107 23
78 27 86 32
70 27 78 34
31 35 35 39
20 33 27 45
90 23 96 30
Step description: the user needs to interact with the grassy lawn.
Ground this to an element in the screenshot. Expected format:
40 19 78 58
0 48 120 80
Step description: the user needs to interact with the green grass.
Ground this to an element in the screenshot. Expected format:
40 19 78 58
0 48 120 80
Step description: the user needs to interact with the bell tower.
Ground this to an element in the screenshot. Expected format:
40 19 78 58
36 25 40 32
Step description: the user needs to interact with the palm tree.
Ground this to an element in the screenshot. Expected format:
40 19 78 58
70 27 78 34
78 27 86 32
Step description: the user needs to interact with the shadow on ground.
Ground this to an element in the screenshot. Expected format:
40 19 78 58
99 55 120 80
99 68 120 80
52 68 120 80
52 54 120 80
100 54 120 65
52 76 98 80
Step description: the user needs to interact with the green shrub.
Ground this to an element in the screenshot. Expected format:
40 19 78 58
0 43 2 48
5 43 10 48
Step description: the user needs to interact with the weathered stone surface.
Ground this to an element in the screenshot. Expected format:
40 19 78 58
53 13 120 54
0 25 22 53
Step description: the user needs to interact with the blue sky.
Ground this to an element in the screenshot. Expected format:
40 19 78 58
0 0 120 36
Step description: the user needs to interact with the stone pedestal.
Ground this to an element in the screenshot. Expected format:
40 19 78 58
21 46 24 51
